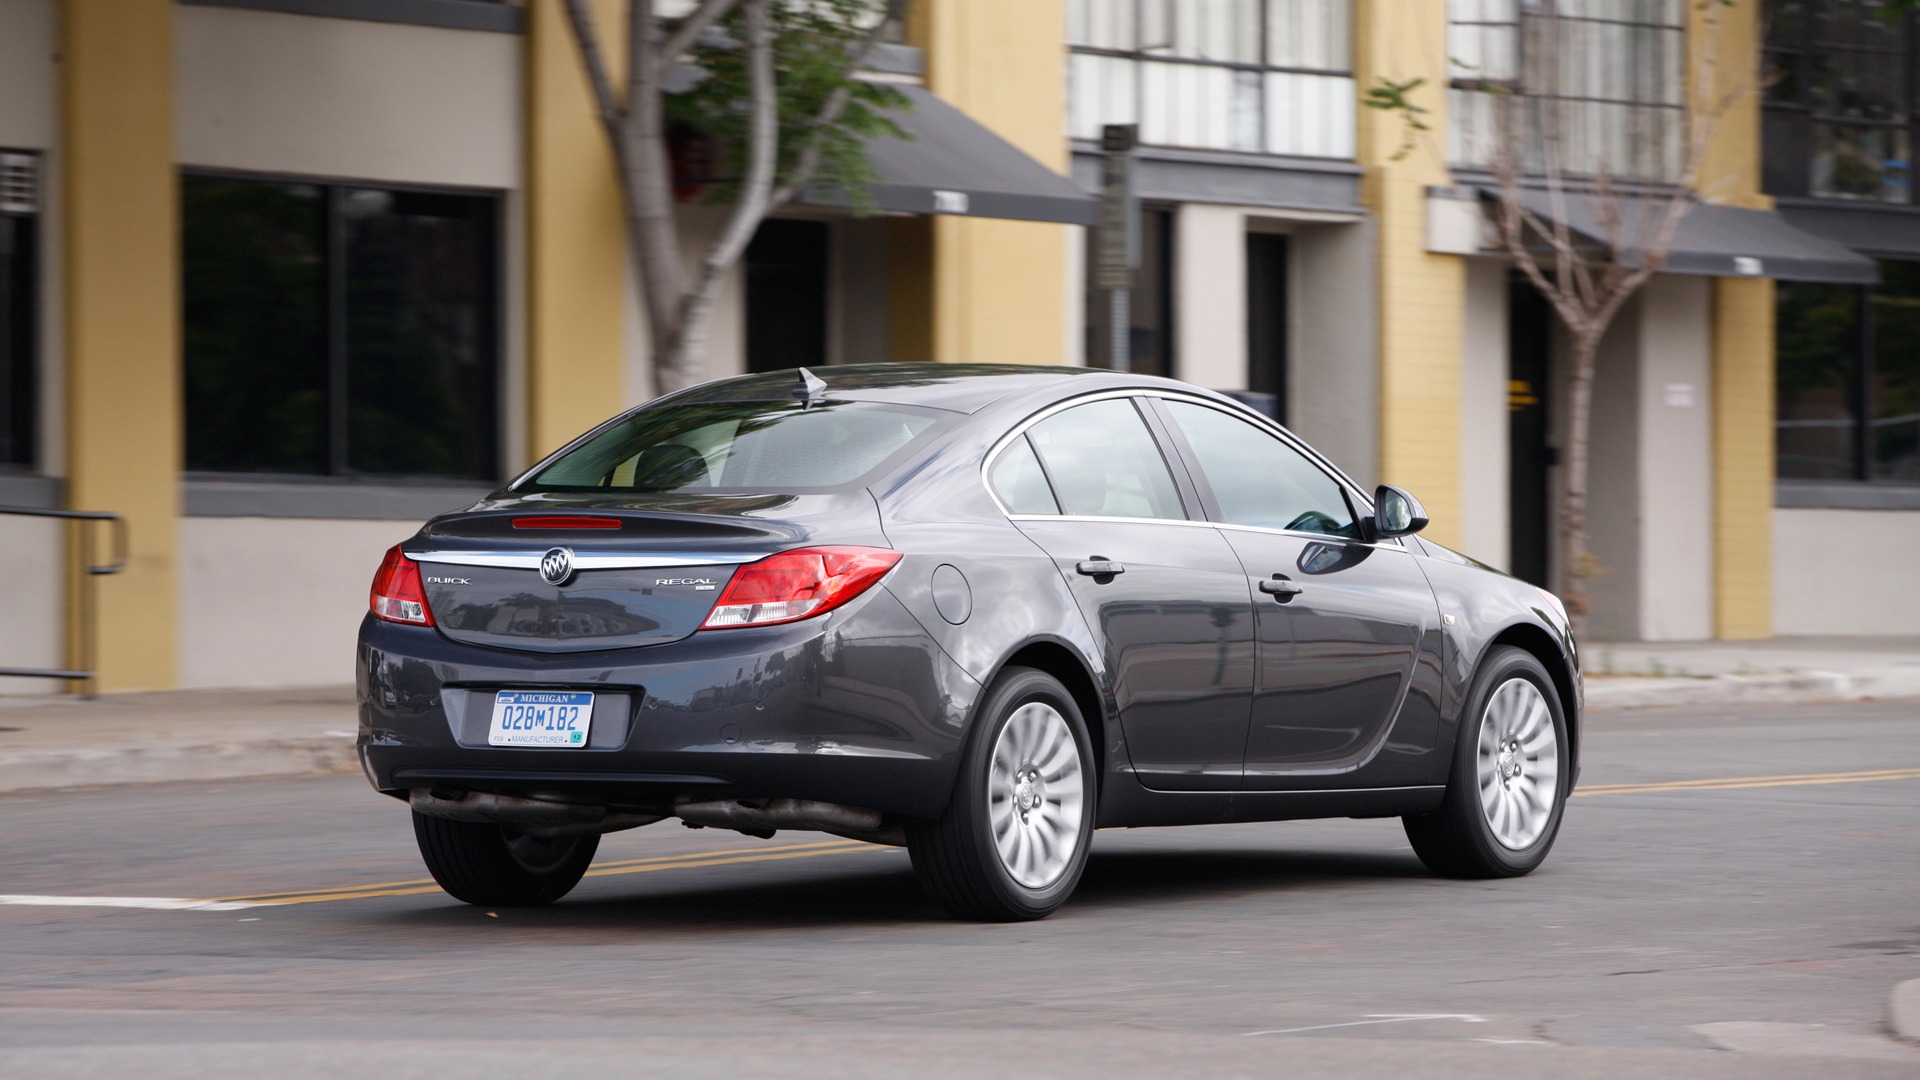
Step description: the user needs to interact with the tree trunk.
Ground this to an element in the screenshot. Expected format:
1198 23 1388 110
1559 325 1602 636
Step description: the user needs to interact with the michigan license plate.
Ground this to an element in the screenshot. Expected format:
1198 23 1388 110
488 691 593 748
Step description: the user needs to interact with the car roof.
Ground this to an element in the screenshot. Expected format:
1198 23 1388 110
665 363 1133 414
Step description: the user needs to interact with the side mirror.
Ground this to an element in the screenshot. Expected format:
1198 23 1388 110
1373 484 1429 539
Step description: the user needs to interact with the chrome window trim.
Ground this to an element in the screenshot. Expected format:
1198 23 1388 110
408 551 763 571
982 387 1399 548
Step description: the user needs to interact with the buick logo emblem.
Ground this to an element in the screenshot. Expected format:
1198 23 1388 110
539 546 575 587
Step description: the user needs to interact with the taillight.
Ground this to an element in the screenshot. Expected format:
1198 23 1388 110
702 547 902 629
369 545 435 626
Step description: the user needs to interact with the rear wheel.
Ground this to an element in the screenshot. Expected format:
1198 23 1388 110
1403 646 1568 878
412 811 599 907
908 667 1095 921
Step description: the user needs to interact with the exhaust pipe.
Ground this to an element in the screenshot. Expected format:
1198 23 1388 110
410 789 663 837
674 797 897 843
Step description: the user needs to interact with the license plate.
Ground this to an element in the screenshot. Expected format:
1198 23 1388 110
488 691 593 748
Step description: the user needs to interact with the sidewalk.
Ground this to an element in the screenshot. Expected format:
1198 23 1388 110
0 637 1915 795
1582 635 1920 710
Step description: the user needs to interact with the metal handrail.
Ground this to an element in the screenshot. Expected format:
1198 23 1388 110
0 506 128 697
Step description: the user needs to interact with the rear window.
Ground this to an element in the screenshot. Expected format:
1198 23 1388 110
520 400 946 492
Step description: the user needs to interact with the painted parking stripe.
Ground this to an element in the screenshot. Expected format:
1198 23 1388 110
1575 767 1920 797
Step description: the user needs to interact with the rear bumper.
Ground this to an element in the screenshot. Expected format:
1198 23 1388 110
355 588 983 820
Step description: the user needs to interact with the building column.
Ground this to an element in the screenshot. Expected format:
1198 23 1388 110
62 0 178 691
908 0 1070 365
1354 0 1465 549
526 0 629 460
1692 0 1773 639
1713 277 1773 639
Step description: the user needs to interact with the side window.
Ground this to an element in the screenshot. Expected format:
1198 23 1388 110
1026 398 1186 520
988 434 1060 514
1163 400 1359 538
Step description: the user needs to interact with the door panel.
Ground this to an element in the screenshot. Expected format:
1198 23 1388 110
1152 397 1442 786
1218 531 1440 783
1014 519 1254 791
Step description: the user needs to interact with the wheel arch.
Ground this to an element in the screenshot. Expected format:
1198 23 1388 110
1486 622 1581 784
992 638 1109 781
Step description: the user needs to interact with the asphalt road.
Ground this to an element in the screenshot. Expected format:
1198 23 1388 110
2 700 1917 1078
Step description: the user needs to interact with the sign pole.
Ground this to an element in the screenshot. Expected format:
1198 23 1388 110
1096 124 1139 373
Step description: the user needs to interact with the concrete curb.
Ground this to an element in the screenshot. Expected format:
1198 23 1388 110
1894 979 1920 1046
1585 670 1920 710
0 736 359 795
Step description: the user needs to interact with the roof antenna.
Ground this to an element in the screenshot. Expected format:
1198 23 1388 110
793 366 828 408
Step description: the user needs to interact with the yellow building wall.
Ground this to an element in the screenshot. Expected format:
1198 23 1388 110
908 0 1070 365
1355 0 1464 549
525 0 629 460
61 0 179 691
1693 0 1774 638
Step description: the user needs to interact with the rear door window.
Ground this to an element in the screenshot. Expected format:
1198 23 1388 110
523 400 944 492
1024 398 1186 520
987 434 1060 514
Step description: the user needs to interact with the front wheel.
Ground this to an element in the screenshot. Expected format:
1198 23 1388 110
1403 646 1568 878
908 667 1095 921
412 812 599 907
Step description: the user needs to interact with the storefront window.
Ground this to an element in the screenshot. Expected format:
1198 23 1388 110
183 175 500 481
1776 260 1920 483
1449 0 1687 182
0 152 37 470
1068 0 1355 159
1764 0 1916 203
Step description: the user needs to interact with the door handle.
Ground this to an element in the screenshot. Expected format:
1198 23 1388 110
1258 575 1303 601
1075 558 1125 579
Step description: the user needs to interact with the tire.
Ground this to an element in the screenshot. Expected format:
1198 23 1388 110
907 667 1096 921
412 811 599 907
1404 645 1568 879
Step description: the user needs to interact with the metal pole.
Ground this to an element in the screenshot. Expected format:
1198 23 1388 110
1109 287 1130 373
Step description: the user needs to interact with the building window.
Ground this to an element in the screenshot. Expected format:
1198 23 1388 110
1764 1 1916 203
1 152 38 470
1068 0 1355 159
1448 0 1686 182
183 174 500 481
1776 260 1920 483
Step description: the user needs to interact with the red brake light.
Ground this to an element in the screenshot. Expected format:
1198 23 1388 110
369 545 435 626
512 516 622 530
702 547 902 630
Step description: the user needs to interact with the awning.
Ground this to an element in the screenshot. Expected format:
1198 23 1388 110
1487 188 1879 284
799 85 1098 226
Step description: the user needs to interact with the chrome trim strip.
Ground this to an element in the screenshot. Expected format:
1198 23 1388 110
409 551 764 570
982 388 1393 544
1004 515 1408 551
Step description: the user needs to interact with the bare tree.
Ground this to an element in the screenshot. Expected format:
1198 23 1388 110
1369 0 1754 627
561 0 908 397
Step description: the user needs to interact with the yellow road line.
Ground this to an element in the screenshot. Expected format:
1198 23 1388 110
212 838 878 907
191 766 1919 907
1575 767 1920 798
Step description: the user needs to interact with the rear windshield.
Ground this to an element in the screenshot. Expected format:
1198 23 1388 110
519 400 947 493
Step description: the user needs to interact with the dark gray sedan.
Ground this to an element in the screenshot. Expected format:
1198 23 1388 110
358 364 1581 921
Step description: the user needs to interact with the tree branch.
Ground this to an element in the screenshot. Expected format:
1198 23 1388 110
659 0 745 69
562 0 626 144
770 0 912 207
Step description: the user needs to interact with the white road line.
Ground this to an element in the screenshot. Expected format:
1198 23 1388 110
1243 1013 1489 1037
0 894 260 912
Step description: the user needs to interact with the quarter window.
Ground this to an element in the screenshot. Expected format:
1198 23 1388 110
183 175 500 480
988 434 1061 515
1025 398 1186 520
1162 399 1358 537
